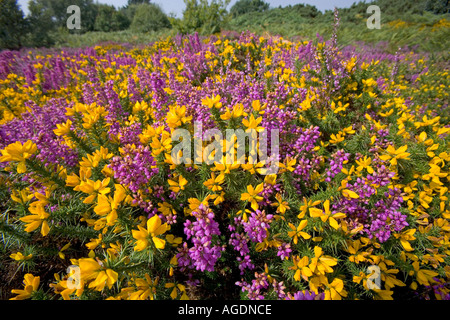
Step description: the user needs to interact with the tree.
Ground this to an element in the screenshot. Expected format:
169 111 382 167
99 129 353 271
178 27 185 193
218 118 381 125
0 0 28 49
130 3 171 33
94 4 130 32
291 3 321 18
230 0 269 18
26 0 56 47
27 0 97 32
425 0 449 14
172 0 231 35
127 0 151 5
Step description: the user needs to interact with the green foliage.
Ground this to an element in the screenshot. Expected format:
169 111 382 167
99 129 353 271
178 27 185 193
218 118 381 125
171 0 231 35
4 0 449 53
29 0 97 31
228 0 449 52
94 4 130 32
127 0 151 5
55 29 173 48
25 0 56 47
230 0 269 18
425 0 450 14
0 0 28 49
130 3 171 33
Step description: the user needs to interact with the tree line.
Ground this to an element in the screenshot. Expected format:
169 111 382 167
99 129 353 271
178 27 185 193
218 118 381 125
1 0 448 50
1 0 173 49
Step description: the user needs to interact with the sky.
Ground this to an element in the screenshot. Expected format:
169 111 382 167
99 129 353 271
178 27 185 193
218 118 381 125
17 0 360 18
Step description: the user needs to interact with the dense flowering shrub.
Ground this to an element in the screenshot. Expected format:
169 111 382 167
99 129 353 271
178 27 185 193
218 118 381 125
0 25 449 301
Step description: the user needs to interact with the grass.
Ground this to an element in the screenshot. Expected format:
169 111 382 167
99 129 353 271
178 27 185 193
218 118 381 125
51 12 450 55
54 28 175 48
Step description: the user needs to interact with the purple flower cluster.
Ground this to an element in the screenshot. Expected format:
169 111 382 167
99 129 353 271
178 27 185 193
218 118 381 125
276 243 292 260
271 279 287 299
104 80 128 123
325 149 350 182
243 210 273 243
422 278 450 300
287 125 321 157
293 155 322 183
127 75 142 103
118 122 142 146
0 98 78 168
229 217 255 274
236 272 269 300
178 204 224 272
108 144 158 193
367 187 408 242
259 182 282 207
287 290 325 300
369 128 391 153
332 166 407 242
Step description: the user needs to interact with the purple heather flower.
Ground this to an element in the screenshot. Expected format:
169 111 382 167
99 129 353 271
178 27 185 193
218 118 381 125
289 290 325 300
108 144 158 194
178 204 224 272
243 210 273 243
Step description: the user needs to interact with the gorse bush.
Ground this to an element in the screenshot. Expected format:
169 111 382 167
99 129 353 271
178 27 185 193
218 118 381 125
0 10 449 301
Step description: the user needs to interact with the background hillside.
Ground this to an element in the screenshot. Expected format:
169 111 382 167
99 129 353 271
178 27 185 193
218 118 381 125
1 0 449 52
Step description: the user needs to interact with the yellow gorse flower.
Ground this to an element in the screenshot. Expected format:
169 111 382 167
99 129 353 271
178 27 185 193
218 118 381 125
291 255 313 281
240 183 264 210
356 155 374 174
77 177 111 204
132 214 169 251
78 258 118 291
10 252 33 261
53 119 72 136
20 204 50 236
166 105 192 129
288 220 311 244
94 183 128 226
201 94 222 109
309 246 338 275
165 282 189 300
10 274 40 300
271 193 290 215
168 174 188 193
0 140 38 173
379 144 410 166
128 274 159 300
242 114 264 132
309 200 346 230
410 261 439 287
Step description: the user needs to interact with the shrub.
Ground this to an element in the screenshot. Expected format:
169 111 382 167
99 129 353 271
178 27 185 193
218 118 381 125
0 0 28 49
171 0 231 35
94 4 130 32
129 3 171 33
230 0 269 18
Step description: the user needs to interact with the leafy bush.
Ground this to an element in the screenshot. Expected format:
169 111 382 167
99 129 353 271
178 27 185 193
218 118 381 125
0 0 28 49
171 0 231 35
230 0 269 17
129 3 171 33
94 4 130 32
